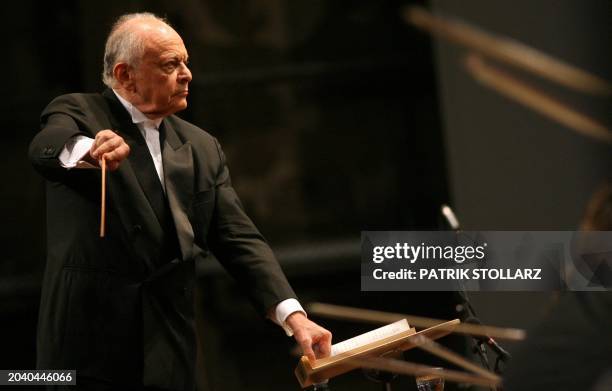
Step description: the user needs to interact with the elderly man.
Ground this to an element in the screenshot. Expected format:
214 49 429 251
29 12 331 391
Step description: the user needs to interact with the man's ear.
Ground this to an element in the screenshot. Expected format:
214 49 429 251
113 63 134 91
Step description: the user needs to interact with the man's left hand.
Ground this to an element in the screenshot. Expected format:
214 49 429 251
286 312 332 363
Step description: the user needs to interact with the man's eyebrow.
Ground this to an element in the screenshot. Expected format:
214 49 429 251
161 53 189 62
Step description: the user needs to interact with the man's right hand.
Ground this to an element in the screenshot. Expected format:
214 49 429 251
89 130 130 171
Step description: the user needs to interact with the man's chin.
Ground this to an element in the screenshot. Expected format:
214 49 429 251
174 100 188 113
175 96 188 108
165 100 188 116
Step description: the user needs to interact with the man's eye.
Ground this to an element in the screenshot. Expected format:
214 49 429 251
163 62 178 71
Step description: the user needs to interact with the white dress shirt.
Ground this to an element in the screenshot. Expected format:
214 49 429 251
58 89 305 334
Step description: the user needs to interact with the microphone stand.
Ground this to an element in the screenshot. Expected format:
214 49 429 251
456 287 493 382
440 205 511 391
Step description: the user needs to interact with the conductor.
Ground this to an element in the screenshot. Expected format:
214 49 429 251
29 12 331 391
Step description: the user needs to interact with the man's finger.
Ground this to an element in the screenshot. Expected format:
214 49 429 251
92 137 123 159
296 334 316 362
103 144 130 162
302 343 316 363
102 151 121 163
317 338 332 357
100 152 121 170
106 160 121 171
312 331 332 358
94 131 116 146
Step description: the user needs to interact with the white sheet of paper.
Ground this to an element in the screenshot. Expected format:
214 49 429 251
330 319 410 356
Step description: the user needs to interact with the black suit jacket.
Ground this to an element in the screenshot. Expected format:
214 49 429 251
29 89 296 390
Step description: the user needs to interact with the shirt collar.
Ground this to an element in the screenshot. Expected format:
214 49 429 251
112 89 163 129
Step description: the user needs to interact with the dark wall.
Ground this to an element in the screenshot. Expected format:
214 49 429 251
431 0 612 354
432 0 611 230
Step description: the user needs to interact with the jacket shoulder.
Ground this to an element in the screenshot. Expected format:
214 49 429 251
166 115 222 154
167 115 215 143
42 93 107 121
166 115 225 172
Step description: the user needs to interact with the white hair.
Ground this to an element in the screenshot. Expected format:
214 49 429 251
102 12 170 88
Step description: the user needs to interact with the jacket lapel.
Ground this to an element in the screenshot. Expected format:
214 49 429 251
161 119 195 261
102 90 167 226
101 89 165 272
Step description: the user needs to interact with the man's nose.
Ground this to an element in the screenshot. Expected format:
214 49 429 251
178 63 192 83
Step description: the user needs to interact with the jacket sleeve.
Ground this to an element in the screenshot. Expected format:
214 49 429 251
207 137 298 316
28 95 90 181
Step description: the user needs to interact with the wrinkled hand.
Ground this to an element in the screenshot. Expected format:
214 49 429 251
286 312 332 363
89 130 130 171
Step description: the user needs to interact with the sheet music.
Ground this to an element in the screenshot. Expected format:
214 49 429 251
330 319 410 356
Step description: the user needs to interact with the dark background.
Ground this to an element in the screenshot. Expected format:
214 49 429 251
1 1 610 390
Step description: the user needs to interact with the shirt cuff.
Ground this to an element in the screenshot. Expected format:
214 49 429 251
271 298 306 337
59 135 95 168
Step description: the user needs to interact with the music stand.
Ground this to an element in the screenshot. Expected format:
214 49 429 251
295 319 460 388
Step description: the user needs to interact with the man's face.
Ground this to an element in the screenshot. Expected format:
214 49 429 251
129 25 192 118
